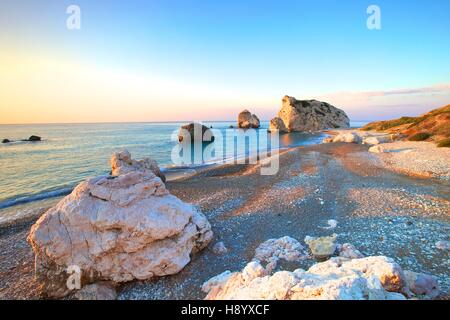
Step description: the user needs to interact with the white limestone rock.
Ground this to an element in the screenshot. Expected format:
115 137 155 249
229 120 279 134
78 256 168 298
27 154 213 298
203 255 410 300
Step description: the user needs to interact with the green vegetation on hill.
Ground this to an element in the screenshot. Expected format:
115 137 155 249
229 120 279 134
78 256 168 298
361 105 450 146
408 132 432 141
437 138 450 148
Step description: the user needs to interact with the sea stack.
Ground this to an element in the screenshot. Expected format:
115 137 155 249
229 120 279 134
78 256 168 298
269 96 349 132
237 109 260 129
178 122 215 143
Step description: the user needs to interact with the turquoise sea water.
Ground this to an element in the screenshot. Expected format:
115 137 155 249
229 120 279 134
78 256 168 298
0 121 367 210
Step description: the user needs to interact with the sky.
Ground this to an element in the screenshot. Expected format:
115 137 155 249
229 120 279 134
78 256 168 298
0 0 449 124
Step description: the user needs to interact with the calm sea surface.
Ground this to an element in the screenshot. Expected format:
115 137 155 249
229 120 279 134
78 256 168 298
0 121 368 211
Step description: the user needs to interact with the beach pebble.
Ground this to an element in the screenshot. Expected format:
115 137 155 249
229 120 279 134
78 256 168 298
435 240 450 250
304 234 337 260
322 219 338 230
212 242 228 255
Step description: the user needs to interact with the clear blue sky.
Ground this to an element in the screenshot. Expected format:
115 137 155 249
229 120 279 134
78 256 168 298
1 0 449 123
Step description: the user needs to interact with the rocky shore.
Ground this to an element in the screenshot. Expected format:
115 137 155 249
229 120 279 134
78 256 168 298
0 141 448 300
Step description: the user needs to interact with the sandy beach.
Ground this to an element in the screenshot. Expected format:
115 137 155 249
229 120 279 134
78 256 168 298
1 141 448 300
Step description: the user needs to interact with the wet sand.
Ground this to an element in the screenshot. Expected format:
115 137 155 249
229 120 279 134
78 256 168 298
0 142 449 299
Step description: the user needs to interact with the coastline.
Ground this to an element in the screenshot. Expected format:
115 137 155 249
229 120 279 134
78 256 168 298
1 141 449 299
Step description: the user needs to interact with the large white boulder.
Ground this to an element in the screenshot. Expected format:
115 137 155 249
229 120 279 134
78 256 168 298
27 153 213 298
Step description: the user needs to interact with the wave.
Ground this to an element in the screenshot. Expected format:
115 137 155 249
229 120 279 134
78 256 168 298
0 187 73 210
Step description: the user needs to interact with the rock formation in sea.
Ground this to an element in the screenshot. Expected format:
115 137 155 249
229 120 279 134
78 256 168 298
27 151 213 298
2 135 42 143
27 135 42 141
269 117 287 133
269 95 350 132
178 122 215 143
238 109 260 129
202 237 440 300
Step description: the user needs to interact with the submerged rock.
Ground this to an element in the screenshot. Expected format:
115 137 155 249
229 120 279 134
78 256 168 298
178 122 215 143
27 152 213 298
270 96 350 132
238 109 260 129
304 234 337 260
27 135 41 141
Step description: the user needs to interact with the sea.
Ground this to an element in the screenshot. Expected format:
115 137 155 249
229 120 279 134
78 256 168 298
0 121 368 220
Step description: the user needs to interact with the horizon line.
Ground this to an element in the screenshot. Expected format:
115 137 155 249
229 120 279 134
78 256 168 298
0 119 375 126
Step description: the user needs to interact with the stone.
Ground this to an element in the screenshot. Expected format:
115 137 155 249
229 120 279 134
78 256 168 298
27 153 213 298
362 135 394 145
304 234 337 260
322 137 333 143
337 243 364 259
74 282 117 300
212 242 228 255
403 270 440 299
254 236 306 268
269 117 288 133
28 135 41 141
203 255 409 300
238 110 260 129
332 132 361 143
369 145 384 153
269 96 350 132
110 149 166 182
178 122 215 143
435 240 450 250
2 139 11 143
322 219 338 230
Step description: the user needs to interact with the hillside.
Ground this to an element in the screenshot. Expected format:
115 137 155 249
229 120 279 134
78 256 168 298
361 104 450 147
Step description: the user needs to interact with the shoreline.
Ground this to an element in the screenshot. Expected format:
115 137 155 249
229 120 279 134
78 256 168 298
0 142 449 299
